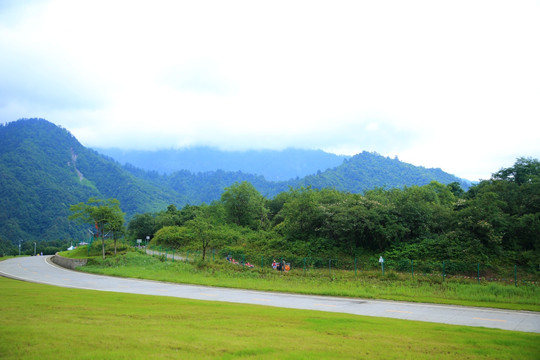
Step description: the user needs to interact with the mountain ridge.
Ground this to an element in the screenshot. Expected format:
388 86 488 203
95 146 351 181
1 118 470 242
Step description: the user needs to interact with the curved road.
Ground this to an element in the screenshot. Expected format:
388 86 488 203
1 256 539 333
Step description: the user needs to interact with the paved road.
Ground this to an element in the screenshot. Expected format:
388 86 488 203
1 256 539 333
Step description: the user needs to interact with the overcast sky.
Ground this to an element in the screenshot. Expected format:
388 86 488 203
1 0 539 181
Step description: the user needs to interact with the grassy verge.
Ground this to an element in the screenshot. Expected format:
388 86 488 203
0 276 538 359
79 250 539 311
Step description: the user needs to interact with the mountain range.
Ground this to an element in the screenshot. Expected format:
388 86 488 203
96 147 349 181
0 118 471 242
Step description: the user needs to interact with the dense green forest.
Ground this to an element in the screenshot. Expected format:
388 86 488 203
0 118 470 244
0 119 185 243
132 157 539 268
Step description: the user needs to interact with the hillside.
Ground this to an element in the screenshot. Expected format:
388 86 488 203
1 118 470 243
298 152 471 192
96 147 350 181
0 119 184 241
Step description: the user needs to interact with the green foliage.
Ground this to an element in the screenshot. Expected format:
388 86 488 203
0 236 17 256
0 118 185 243
221 181 268 229
69 197 126 258
154 226 192 248
131 157 540 269
1 119 538 268
296 151 471 193
127 212 155 240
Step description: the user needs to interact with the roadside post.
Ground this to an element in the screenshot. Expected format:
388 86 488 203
442 261 446 281
329 259 332 276
379 256 384 275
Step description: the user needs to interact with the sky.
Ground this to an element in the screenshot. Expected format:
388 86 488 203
1 0 539 181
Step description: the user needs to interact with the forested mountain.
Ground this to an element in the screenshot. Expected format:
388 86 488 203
127 152 470 204
297 152 471 192
0 119 185 242
96 147 349 181
1 118 470 243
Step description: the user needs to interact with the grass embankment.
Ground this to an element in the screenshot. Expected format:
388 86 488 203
0 276 538 359
74 250 539 311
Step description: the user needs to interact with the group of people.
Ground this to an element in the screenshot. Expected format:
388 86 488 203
272 259 290 272
225 255 291 271
226 255 254 268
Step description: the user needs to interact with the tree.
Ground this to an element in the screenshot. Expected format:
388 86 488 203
185 205 219 261
108 214 125 255
0 236 17 257
221 181 268 230
492 157 540 185
69 198 125 259
127 213 156 242
153 226 191 248
277 187 323 241
447 181 465 198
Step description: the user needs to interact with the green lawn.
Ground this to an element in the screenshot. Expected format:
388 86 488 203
0 276 538 359
74 250 540 312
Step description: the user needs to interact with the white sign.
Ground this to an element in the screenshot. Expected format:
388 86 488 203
379 256 384 263
137 239 142 244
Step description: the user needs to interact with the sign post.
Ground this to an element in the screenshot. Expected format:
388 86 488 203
379 256 384 275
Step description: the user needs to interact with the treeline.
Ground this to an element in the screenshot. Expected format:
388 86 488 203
0 236 71 257
128 157 539 268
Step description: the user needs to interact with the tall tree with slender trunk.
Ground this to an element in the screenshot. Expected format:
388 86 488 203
69 198 125 259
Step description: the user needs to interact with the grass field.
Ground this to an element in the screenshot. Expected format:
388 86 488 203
72 250 540 312
0 276 539 359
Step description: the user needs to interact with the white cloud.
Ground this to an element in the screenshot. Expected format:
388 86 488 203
1 0 539 181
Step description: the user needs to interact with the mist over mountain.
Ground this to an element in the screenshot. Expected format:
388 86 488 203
1 118 470 242
95 147 350 181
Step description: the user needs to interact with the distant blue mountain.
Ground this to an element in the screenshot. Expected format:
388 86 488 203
95 147 350 181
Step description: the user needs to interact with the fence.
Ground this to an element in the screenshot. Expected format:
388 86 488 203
146 245 539 286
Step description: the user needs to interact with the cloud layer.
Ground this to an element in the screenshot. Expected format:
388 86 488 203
1 0 539 181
